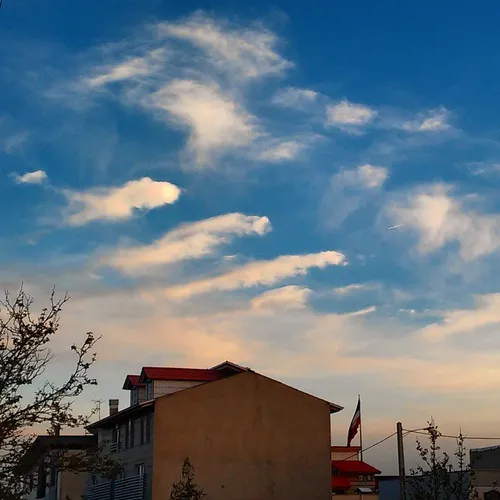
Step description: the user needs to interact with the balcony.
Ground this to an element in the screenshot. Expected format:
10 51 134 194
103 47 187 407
84 474 146 500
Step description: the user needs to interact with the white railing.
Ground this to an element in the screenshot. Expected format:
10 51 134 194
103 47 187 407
84 474 145 500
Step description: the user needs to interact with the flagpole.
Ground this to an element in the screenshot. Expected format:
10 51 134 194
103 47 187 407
358 394 363 461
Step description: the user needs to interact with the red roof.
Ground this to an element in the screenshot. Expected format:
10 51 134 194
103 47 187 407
122 375 145 390
332 460 381 474
332 477 352 489
139 367 228 383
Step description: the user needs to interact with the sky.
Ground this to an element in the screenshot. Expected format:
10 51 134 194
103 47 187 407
3 0 500 474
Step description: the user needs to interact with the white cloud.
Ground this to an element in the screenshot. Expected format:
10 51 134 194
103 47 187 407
14 170 48 184
149 79 258 166
272 87 318 109
390 184 500 259
64 177 181 225
165 250 346 299
420 294 500 341
158 12 292 80
84 49 166 88
257 140 306 162
334 283 374 295
338 164 389 189
103 213 271 274
402 107 451 132
326 100 376 128
322 164 389 228
251 285 312 310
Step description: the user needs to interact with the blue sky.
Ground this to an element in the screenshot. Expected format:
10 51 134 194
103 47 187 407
3 0 500 473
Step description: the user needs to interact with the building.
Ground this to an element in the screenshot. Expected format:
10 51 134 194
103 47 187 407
331 445 380 497
83 360 343 500
17 434 96 500
470 445 500 499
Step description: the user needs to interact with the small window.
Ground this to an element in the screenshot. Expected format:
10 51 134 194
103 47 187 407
91 475 97 486
140 417 145 445
146 381 153 400
130 419 135 448
145 414 152 443
124 422 130 449
135 463 145 476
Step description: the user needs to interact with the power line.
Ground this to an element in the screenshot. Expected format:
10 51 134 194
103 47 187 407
339 432 398 461
404 429 500 440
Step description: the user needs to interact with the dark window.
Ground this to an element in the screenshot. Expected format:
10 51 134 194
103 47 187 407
140 417 145 445
91 475 97 486
36 465 46 499
135 463 145 476
146 382 153 400
130 419 135 448
49 466 56 487
131 388 138 406
145 414 152 443
485 491 500 500
112 426 120 451
124 421 130 449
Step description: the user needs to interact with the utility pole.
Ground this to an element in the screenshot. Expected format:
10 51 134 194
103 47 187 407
397 422 407 500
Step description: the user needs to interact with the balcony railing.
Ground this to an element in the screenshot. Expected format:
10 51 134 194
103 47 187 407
84 474 146 500
109 441 121 453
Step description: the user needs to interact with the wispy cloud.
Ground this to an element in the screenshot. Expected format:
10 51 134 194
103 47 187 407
256 139 307 162
326 99 377 132
64 177 181 225
164 250 346 299
322 164 389 228
251 285 312 310
14 170 48 184
272 87 318 110
148 79 258 166
420 293 500 341
402 107 451 132
84 49 166 88
389 184 500 259
103 213 271 274
334 283 376 295
158 12 292 80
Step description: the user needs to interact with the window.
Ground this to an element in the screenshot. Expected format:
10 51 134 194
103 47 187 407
49 466 56 487
135 463 145 476
131 388 139 406
145 414 152 443
111 426 121 452
36 466 46 499
140 416 145 445
91 475 97 486
124 421 130 449
130 419 135 448
146 381 153 400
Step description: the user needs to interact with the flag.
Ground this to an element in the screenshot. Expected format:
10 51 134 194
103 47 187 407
347 397 361 447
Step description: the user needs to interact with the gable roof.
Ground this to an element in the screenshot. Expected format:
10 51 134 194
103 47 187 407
155 369 343 414
139 366 229 384
86 400 155 431
122 374 145 390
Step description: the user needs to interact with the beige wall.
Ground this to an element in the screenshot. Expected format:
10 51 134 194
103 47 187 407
152 371 332 500
59 469 88 500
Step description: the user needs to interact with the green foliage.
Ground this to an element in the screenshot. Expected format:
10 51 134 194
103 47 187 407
169 457 206 500
0 287 119 500
407 420 478 500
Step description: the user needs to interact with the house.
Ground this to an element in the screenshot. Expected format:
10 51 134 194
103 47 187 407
83 360 343 500
17 434 96 500
470 445 500 499
331 445 381 497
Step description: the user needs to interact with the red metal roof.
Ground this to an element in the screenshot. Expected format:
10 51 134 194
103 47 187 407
122 375 146 390
332 477 352 489
139 367 228 383
332 460 381 474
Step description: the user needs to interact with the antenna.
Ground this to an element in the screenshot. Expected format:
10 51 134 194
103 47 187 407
91 399 104 421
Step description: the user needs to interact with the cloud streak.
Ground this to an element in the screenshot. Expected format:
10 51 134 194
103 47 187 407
103 213 271 274
64 177 181 225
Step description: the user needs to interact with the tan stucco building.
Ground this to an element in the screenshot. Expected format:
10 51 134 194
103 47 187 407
84 360 344 500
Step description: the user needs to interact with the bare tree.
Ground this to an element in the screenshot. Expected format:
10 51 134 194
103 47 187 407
0 287 119 500
408 421 478 500
169 457 205 500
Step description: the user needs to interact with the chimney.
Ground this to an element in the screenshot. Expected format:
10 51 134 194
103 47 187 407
109 399 119 416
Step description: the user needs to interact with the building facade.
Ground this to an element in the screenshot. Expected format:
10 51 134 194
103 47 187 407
17 435 96 500
331 446 380 496
83 360 343 500
471 445 500 499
